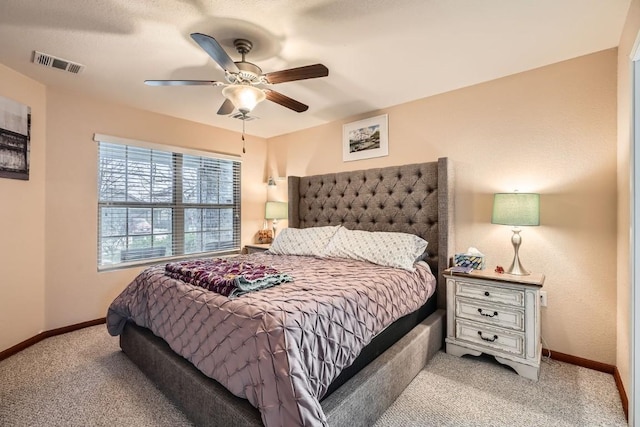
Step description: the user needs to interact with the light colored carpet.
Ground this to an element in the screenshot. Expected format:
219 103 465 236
0 325 627 426
374 351 626 427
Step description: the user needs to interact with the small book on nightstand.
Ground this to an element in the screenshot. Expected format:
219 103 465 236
449 266 473 274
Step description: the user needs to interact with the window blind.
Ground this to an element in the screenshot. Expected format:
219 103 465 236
97 140 241 270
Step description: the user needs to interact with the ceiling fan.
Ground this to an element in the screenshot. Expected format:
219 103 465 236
145 33 329 117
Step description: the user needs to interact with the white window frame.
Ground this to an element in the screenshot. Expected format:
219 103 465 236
94 134 242 271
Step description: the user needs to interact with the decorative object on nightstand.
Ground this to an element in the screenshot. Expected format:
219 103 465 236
256 228 273 244
265 201 288 237
256 219 273 244
445 268 544 381
491 192 540 276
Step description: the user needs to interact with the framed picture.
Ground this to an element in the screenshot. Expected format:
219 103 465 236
0 95 31 180
342 114 388 162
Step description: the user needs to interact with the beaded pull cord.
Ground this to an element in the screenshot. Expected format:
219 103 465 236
241 113 246 153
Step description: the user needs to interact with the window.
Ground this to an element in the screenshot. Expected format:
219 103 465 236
97 138 241 270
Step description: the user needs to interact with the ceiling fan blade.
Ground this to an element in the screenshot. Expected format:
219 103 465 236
264 64 329 84
217 98 235 115
264 89 309 113
190 33 240 74
144 80 221 86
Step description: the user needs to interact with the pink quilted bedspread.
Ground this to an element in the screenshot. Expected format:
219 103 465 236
106 253 436 427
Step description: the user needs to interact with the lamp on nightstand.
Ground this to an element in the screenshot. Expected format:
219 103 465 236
265 201 288 237
491 192 540 276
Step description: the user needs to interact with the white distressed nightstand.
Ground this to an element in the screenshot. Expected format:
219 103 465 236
244 243 271 254
444 268 545 381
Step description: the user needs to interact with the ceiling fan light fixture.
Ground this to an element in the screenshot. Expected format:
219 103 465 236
222 85 266 114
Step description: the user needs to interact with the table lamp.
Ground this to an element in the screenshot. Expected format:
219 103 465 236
491 192 540 275
265 201 288 237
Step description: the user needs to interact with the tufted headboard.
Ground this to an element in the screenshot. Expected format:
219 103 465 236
288 158 454 309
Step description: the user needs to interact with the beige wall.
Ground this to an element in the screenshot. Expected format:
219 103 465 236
42 88 268 330
269 50 619 364
0 64 47 350
0 69 270 349
617 0 640 403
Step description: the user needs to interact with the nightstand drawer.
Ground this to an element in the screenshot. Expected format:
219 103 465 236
455 297 524 331
455 319 525 357
455 281 524 307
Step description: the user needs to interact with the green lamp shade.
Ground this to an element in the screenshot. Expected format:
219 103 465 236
265 201 288 220
491 193 540 226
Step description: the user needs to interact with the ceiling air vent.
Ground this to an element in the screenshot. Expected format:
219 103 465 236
32 51 85 74
230 112 258 121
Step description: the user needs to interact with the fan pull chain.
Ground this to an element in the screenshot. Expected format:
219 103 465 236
242 117 246 153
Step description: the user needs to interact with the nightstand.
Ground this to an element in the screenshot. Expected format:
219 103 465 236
444 268 544 381
245 243 271 254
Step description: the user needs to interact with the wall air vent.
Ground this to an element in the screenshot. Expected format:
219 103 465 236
32 51 85 74
230 112 258 121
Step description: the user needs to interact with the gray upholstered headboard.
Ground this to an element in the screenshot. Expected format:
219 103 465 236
288 157 454 309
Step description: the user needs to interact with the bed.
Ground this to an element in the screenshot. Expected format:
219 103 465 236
107 158 454 427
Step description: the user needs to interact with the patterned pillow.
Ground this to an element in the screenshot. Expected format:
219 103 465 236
268 225 341 257
323 227 428 271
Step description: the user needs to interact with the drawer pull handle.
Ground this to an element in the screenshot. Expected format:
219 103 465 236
478 331 498 342
478 308 498 318
484 291 490 297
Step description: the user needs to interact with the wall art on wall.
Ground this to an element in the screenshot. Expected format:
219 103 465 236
342 114 388 162
0 95 31 180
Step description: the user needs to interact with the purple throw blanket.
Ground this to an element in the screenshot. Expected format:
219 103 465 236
165 258 293 298
107 253 436 427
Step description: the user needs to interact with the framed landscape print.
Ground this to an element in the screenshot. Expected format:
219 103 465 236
342 114 388 162
0 96 31 180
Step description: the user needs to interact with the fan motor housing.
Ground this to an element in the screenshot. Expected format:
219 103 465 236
227 61 262 84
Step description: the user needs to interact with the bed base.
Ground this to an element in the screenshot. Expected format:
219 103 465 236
120 309 445 427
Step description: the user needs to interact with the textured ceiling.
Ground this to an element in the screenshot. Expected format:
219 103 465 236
0 0 631 138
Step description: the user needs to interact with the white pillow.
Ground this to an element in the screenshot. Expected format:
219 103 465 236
323 227 428 271
268 225 341 257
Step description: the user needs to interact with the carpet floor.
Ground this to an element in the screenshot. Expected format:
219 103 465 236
0 325 627 426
